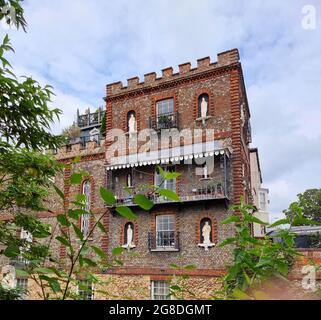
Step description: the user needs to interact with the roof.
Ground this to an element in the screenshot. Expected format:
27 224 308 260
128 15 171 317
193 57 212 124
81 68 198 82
267 226 321 237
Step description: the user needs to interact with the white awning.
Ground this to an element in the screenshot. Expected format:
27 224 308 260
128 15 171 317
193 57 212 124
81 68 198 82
106 141 231 171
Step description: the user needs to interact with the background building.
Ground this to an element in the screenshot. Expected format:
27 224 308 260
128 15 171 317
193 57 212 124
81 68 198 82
250 148 270 237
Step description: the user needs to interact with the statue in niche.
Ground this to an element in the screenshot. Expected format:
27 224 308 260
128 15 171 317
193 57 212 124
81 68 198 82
122 224 136 251
127 173 132 187
128 113 136 133
1 265 16 289
198 219 215 251
202 221 211 244
200 97 208 118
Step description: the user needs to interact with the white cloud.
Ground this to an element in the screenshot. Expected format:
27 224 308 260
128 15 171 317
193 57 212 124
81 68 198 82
2 0 321 215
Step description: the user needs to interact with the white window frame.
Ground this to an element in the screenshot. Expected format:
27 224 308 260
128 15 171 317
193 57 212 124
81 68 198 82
156 215 175 248
151 280 171 300
16 278 28 299
81 180 91 238
77 280 94 300
259 192 266 211
155 166 176 192
156 98 174 116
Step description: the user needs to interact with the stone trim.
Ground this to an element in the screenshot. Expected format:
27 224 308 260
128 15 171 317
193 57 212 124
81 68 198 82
106 267 226 277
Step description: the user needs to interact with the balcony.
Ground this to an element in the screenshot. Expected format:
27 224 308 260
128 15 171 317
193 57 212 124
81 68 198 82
65 134 104 148
77 110 105 128
148 231 180 251
149 112 179 130
110 179 228 207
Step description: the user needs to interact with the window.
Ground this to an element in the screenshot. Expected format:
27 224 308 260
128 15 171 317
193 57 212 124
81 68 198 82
16 278 28 299
155 166 176 192
198 93 209 118
156 215 175 248
18 228 32 264
81 180 91 238
151 281 171 300
78 280 94 300
156 98 174 116
155 99 176 129
259 192 266 211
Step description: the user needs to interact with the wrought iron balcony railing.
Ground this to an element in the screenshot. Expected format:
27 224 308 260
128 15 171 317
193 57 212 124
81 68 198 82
66 134 104 148
77 111 105 128
149 112 179 130
148 231 180 251
110 180 227 207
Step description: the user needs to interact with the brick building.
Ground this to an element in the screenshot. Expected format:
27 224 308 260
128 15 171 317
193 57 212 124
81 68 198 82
1 49 261 299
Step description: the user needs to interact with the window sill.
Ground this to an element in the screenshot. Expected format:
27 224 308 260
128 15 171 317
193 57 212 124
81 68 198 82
150 247 179 252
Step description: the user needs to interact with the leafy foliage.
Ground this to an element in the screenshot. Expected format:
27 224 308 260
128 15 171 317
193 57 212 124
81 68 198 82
284 188 321 223
217 197 304 300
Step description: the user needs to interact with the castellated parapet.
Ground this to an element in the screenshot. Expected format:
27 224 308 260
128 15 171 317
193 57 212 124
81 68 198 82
50 140 105 161
106 49 239 96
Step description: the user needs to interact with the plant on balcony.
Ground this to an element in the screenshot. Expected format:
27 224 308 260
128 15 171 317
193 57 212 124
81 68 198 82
61 123 81 143
157 114 172 128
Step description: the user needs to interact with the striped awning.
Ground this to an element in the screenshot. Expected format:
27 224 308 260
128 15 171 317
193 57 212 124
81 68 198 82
106 141 231 171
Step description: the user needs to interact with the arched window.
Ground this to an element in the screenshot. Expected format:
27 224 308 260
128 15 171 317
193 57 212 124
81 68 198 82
127 111 136 133
81 180 91 237
198 93 209 118
200 218 212 243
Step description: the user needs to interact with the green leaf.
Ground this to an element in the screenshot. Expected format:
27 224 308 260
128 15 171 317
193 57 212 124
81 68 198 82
165 172 181 180
4 244 20 258
57 214 70 227
68 209 79 220
244 214 267 225
100 187 116 205
275 260 289 275
219 237 237 247
269 218 289 228
112 247 124 256
70 173 83 184
72 155 81 163
82 257 97 267
115 206 137 220
72 223 84 240
53 184 64 200
157 166 165 178
97 221 107 234
221 215 241 225
33 267 54 274
56 236 71 247
91 246 107 260
231 288 253 300
75 194 86 203
15 269 30 277
158 189 180 202
133 194 154 210
47 278 62 293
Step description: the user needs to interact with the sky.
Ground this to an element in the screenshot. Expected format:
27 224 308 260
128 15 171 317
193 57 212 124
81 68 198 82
1 0 321 221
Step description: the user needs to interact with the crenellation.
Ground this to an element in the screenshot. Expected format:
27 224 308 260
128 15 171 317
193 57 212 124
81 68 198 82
127 76 139 88
144 72 156 84
178 62 191 73
161 66 173 78
52 140 105 161
197 56 211 68
106 49 240 97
